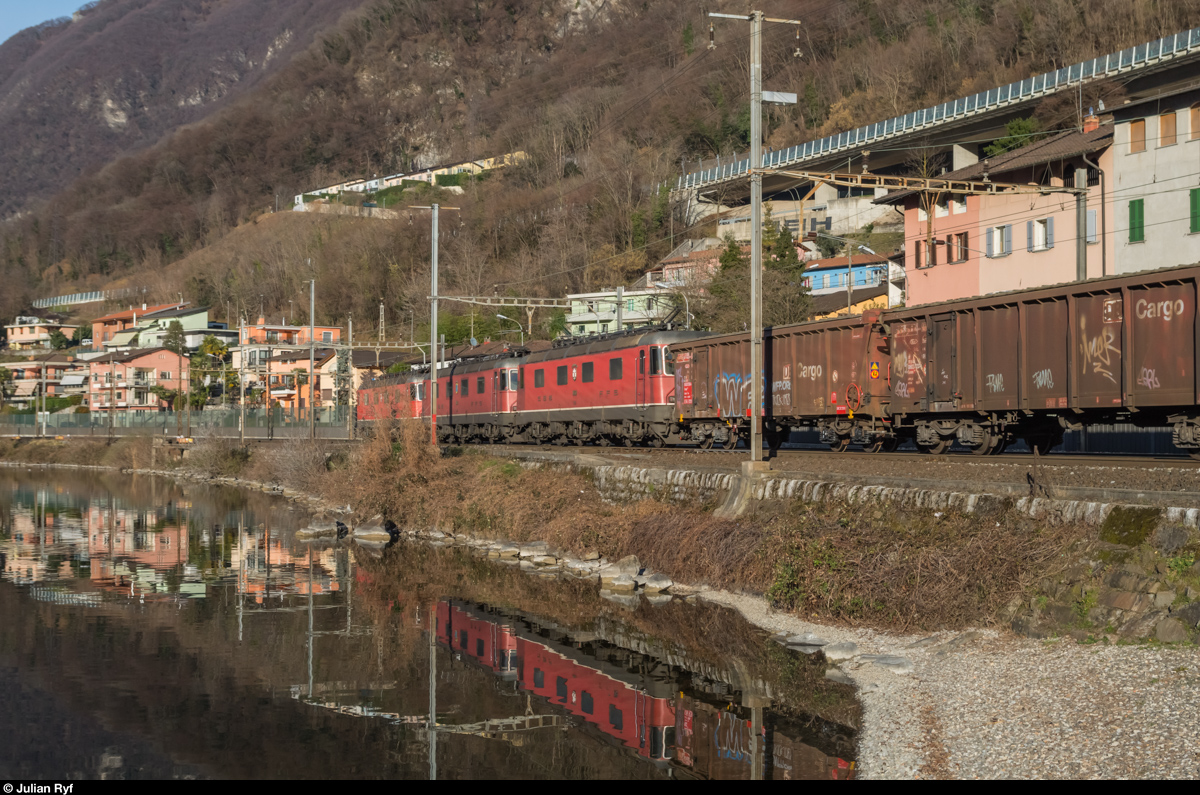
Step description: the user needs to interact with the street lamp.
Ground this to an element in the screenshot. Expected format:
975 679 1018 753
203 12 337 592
496 314 524 345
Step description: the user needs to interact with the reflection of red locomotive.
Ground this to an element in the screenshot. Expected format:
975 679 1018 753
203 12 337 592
436 601 674 761
435 600 855 779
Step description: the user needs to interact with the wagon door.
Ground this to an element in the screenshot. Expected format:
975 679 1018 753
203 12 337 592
891 320 927 411
1074 293 1123 407
693 348 712 415
1023 299 1069 410
977 306 1020 411
1129 283 1195 406
930 315 956 410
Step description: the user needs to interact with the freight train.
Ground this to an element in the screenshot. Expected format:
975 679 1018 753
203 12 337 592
358 265 1200 456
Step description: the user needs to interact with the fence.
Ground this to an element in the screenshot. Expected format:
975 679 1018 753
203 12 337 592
0 408 354 440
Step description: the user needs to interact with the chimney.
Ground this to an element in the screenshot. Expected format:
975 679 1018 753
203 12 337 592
142 303 147 310
1083 113 1100 134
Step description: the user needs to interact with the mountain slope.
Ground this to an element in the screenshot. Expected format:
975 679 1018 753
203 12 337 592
0 0 366 215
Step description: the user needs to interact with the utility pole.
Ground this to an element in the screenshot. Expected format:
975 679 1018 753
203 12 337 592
428 602 438 781
309 277 316 441
109 358 116 439
347 314 354 440
846 244 853 315
711 10 800 466
40 355 46 438
411 204 459 447
615 285 624 331
239 316 246 445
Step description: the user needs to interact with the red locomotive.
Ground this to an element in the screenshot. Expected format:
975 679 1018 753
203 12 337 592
359 265 1200 455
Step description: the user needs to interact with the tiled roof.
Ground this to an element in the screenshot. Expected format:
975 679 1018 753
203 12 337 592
876 126 1112 205
92 302 187 323
804 254 892 272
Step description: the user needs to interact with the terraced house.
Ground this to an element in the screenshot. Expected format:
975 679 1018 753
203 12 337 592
86 349 189 415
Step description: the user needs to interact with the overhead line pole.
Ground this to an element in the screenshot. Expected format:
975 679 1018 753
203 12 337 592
411 205 459 447
710 11 801 466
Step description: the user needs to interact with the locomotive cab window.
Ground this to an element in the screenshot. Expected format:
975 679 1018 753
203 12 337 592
476 376 485 393
461 378 469 396
649 346 661 375
557 365 568 385
511 369 519 389
582 362 594 383
499 370 508 391
638 350 646 374
609 357 623 380
534 369 545 388
662 347 675 375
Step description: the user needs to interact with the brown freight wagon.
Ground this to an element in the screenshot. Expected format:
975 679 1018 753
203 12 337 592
670 312 893 451
880 264 1200 456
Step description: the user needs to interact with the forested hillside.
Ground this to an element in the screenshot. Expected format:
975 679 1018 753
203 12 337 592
3 0 1200 331
0 0 365 216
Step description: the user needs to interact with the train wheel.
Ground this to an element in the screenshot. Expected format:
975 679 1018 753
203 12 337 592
829 437 851 453
700 436 715 450
1025 434 1057 456
1190 451 1200 461
988 437 1009 456
918 438 951 455
722 431 739 450
597 436 611 447
623 437 635 448
970 431 994 456
765 430 786 454
650 436 665 448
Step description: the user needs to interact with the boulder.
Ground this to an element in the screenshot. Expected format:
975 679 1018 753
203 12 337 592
641 573 673 594
605 574 637 592
645 594 674 606
598 589 640 609
496 545 520 559
1100 590 1155 612
1155 617 1190 643
519 559 536 571
581 549 601 561
1172 601 1200 628
531 555 559 566
1153 590 1177 609
822 642 859 661
1106 570 1159 593
519 541 549 558
607 555 642 576
1117 610 1167 639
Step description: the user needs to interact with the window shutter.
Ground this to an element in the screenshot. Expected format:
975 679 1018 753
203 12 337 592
1047 217 1055 248
1130 199 1145 242
915 240 923 268
985 229 994 258
1191 188 1200 234
1087 210 1098 243
1026 221 1034 252
1003 225 1012 254
824 217 832 230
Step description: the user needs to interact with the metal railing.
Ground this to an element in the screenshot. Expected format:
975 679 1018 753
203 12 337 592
0 407 354 440
676 27 1200 193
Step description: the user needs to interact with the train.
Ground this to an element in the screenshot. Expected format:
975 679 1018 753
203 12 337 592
358 264 1200 456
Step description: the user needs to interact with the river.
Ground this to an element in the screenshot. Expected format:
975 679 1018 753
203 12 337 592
0 468 858 780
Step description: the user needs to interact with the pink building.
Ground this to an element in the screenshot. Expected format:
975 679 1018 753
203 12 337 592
4 316 80 351
878 125 1113 306
239 316 342 346
87 348 190 414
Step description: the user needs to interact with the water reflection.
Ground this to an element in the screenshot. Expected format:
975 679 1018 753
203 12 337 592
0 470 858 780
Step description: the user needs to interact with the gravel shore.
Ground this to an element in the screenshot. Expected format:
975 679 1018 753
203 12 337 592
699 589 1200 779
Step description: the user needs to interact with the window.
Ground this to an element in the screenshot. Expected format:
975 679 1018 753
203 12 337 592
576 325 585 334
986 225 1012 257
1191 189 1200 234
638 350 646 375
952 196 967 214
555 676 568 701
476 376 484 393
600 323 609 333
949 233 969 263
1192 104 1200 140
1087 210 1099 243
581 691 594 715
499 370 508 391
511 369 519 389
1160 112 1177 146
322 331 332 343
662 347 675 376
1027 218 1055 251
475 638 484 657
1130 119 1146 153
609 358 623 380
609 704 624 731
915 239 936 268
460 377 468 396
649 347 661 375
1129 199 1145 243
582 362 594 383
458 630 468 649
534 369 545 388
533 668 544 689
555 365 567 385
